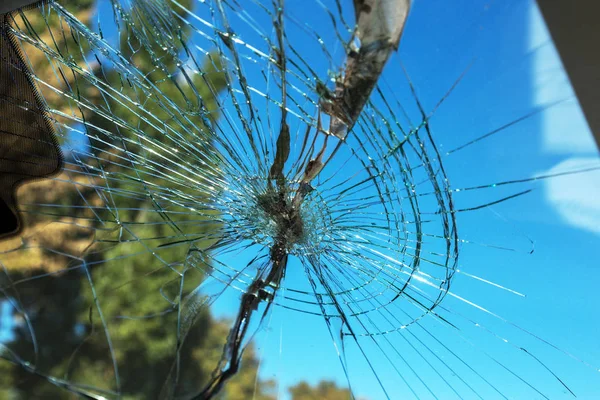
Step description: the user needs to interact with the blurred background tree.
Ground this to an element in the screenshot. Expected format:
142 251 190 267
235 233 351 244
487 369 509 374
289 380 357 400
0 1 275 398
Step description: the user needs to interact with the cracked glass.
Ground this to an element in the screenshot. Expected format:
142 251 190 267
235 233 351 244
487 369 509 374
0 1 599 399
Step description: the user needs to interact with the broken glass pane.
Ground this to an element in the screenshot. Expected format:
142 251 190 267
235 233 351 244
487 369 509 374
0 0 599 399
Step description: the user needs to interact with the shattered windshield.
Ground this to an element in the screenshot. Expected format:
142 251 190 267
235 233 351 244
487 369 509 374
1 0 599 399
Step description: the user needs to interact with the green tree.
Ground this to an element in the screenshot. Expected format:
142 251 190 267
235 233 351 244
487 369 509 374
289 380 356 400
0 1 274 399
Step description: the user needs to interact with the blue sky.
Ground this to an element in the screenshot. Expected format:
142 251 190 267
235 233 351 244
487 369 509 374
198 1 600 399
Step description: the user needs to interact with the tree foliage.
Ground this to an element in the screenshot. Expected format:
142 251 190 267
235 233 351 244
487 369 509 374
289 380 357 400
0 1 274 398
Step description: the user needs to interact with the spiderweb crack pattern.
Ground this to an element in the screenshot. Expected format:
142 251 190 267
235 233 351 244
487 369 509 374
0 1 599 399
